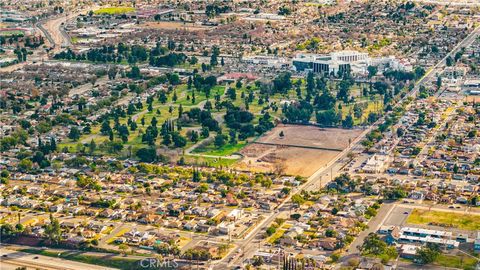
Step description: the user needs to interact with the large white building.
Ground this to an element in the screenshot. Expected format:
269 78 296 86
242 55 289 69
293 51 370 75
292 50 370 75
293 50 412 75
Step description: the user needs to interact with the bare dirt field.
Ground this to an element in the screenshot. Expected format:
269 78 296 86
257 125 361 149
139 22 212 31
236 125 362 177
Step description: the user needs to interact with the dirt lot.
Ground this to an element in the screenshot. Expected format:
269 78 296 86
257 125 360 149
236 125 362 177
139 21 212 31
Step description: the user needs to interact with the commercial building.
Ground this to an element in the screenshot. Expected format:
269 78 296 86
292 50 370 75
242 55 289 69
464 79 480 88
362 153 392 173
397 227 459 249
370 56 413 72
442 66 467 79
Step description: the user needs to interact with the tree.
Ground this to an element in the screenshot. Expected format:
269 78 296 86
325 229 337 237
88 139 97 154
414 67 426 79
44 214 62 244
436 76 442 90
214 133 227 148
226 87 236 100
107 66 117 80
306 72 315 93
252 256 264 267
127 66 141 79
196 183 208 193
189 56 198 65
68 126 81 141
272 72 292 94
100 120 111 135
118 124 130 143
162 133 172 146
158 91 167 104
119 243 129 256
201 127 210 138
416 244 440 264
342 115 354 128
291 194 305 206
172 132 187 148
316 110 339 126
337 79 352 102
446 56 454 67
136 147 157 162
361 233 387 255
367 65 378 78
18 159 33 172
266 226 276 236
188 130 199 142
278 6 291 15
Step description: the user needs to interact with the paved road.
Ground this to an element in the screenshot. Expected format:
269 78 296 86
341 202 396 262
37 9 89 54
0 10 83 74
0 247 116 270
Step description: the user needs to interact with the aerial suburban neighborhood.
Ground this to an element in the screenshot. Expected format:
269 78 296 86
0 0 480 270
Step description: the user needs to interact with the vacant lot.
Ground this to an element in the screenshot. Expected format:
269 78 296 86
257 125 361 150
236 125 361 177
407 209 480 231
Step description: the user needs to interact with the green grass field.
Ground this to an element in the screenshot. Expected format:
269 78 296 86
407 209 480 231
435 254 478 270
184 156 237 168
94 7 135 15
192 141 246 156
0 30 24 37
267 228 286 244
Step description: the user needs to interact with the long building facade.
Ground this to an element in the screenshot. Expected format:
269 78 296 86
292 50 370 75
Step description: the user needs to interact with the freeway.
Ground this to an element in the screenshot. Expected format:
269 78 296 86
0 10 84 73
36 10 83 54
0 247 116 270
216 25 480 269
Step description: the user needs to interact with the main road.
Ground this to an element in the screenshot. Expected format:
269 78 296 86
0 247 116 270
216 25 480 269
0 9 87 73
37 8 89 54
